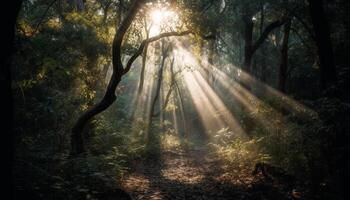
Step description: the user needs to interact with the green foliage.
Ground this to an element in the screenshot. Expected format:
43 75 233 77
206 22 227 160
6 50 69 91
12 0 350 199
209 127 270 168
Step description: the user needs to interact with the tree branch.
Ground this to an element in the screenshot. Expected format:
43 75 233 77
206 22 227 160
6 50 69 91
32 0 58 35
251 19 287 55
123 30 192 74
153 58 176 117
71 0 146 155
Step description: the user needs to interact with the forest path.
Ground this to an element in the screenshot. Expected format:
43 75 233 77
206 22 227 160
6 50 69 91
121 146 291 200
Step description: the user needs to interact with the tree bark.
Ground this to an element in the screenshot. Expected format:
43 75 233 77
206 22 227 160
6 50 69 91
70 0 146 155
259 4 267 82
278 19 291 93
138 44 149 94
70 0 191 155
242 10 254 72
308 0 337 90
175 81 187 138
153 57 176 117
137 20 151 95
207 30 216 85
241 4 285 73
146 41 169 146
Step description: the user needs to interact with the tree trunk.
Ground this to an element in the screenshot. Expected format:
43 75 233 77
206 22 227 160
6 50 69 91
146 41 168 146
207 30 216 85
70 0 145 155
70 0 190 155
175 81 187 138
278 19 291 93
153 57 176 117
241 3 285 74
308 0 337 90
138 43 149 94
242 12 254 73
259 4 267 82
137 19 151 95
129 42 148 119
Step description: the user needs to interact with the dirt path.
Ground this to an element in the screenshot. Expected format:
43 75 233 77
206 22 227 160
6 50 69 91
121 147 293 200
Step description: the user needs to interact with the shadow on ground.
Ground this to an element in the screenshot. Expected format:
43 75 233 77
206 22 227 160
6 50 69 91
122 143 293 200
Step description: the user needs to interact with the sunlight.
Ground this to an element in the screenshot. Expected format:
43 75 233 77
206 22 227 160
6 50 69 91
230 64 318 119
16 0 348 199
150 9 164 24
149 8 180 36
214 68 285 130
175 45 245 138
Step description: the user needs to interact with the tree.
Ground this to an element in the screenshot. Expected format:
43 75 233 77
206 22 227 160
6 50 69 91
240 2 286 73
242 15 286 73
308 0 337 91
70 0 191 155
137 18 151 95
146 40 170 149
278 18 292 92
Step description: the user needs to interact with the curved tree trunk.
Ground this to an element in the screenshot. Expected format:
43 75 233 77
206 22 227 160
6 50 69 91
241 3 285 74
70 0 191 155
71 0 145 155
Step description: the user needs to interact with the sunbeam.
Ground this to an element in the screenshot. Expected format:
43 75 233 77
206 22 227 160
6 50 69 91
148 7 180 37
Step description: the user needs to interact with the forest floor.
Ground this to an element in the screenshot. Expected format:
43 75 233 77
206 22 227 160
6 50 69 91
121 145 295 200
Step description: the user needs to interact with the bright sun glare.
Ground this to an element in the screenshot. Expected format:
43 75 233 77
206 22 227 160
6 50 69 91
149 8 179 36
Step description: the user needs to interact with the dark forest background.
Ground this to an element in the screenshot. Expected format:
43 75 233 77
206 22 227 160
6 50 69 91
3 0 350 199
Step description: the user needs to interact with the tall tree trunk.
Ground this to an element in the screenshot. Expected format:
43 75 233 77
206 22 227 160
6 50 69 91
198 39 210 83
309 1 342 197
153 57 176 117
129 41 148 119
259 3 267 82
278 19 291 93
146 41 168 147
71 0 145 155
70 0 191 154
137 19 151 95
128 19 151 119
138 43 149 94
308 0 337 90
207 30 216 85
242 11 254 72
241 4 285 74
175 81 187 138
159 79 164 128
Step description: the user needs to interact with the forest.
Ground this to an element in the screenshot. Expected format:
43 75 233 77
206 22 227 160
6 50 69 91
4 0 350 199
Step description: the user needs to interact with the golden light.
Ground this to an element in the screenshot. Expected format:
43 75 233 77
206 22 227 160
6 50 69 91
149 8 179 36
171 45 245 138
150 9 164 24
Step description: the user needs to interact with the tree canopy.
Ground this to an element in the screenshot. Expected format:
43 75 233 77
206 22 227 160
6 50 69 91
10 0 350 199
